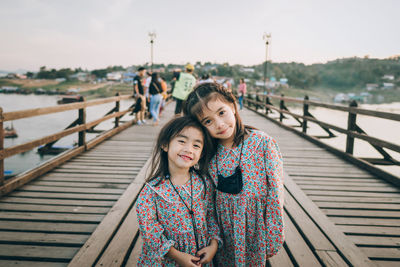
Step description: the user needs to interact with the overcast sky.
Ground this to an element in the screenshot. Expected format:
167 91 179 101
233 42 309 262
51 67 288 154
0 0 399 71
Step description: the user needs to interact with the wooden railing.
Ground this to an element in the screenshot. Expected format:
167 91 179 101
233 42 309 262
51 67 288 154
0 93 136 196
243 92 400 185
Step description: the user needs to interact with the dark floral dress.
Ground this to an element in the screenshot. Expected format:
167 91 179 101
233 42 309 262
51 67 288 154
210 130 284 266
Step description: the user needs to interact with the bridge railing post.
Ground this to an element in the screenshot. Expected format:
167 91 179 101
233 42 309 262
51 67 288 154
115 92 120 128
256 93 261 111
346 100 358 154
246 92 251 108
279 94 285 122
302 95 309 133
78 97 86 148
0 107 4 185
265 95 270 115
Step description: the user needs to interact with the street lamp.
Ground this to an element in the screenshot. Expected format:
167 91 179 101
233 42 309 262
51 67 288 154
263 33 271 95
148 31 156 72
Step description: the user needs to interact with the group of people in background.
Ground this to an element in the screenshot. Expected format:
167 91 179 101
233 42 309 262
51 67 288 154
133 67 168 126
132 64 247 125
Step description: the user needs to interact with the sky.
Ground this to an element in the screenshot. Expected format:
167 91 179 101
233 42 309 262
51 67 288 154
0 0 399 71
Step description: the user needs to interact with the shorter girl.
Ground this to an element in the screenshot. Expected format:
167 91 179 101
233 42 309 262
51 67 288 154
136 116 221 266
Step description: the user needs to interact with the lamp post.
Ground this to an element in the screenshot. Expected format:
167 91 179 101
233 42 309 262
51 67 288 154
263 33 271 95
148 31 156 72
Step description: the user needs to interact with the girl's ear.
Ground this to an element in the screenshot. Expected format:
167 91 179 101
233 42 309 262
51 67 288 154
161 144 168 152
230 103 236 114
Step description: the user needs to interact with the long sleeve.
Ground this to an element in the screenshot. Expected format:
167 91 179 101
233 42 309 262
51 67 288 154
205 177 223 248
264 137 284 257
136 184 175 261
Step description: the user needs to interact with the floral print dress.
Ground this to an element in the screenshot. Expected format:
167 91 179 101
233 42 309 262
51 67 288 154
210 130 284 266
136 172 221 266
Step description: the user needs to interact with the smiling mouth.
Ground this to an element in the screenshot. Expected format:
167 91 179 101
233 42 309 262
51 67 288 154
218 129 228 135
179 155 193 161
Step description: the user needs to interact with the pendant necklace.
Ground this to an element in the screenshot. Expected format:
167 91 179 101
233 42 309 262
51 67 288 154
167 172 200 251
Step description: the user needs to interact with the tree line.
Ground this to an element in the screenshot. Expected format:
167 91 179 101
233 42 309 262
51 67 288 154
29 57 400 91
265 57 400 90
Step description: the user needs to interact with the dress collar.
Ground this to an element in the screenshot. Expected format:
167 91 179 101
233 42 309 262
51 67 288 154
146 172 204 203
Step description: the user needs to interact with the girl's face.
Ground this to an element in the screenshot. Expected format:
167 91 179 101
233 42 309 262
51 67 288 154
198 99 236 146
163 126 204 171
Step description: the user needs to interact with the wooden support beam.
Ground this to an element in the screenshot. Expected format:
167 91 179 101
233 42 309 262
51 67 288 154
115 92 120 128
3 95 132 122
302 95 309 133
346 101 358 154
0 107 3 185
78 97 86 147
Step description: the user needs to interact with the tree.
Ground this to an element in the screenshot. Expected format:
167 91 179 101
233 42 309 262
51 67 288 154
26 72 34 79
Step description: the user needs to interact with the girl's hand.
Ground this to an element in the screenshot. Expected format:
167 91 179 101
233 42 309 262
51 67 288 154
175 251 201 267
167 247 200 267
196 239 218 264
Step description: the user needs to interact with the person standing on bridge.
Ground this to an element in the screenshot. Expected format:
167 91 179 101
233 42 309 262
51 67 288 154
136 116 221 266
238 78 246 110
133 67 147 125
148 72 163 126
184 82 284 266
172 63 196 116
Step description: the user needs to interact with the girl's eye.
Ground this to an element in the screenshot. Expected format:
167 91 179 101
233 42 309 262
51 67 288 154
219 110 225 116
203 119 212 125
178 139 185 144
194 144 201 149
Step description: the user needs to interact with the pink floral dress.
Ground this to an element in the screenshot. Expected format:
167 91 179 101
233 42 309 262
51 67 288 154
209 130 284 266
136 172 221 266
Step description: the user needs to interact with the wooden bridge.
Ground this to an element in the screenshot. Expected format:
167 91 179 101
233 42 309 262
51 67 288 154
0 93 399 266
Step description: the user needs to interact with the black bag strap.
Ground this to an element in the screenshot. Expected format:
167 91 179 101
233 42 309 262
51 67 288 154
152 82 161 94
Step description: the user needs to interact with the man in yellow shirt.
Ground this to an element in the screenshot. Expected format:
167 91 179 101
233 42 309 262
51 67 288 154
172 64 196 115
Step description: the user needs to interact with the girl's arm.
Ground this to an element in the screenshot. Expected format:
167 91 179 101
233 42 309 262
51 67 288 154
194 176 221 264
136 185 176 261
264 136 285 257
205 176 223 248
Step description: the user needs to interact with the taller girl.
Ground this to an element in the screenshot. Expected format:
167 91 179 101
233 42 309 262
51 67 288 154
184 82 284 266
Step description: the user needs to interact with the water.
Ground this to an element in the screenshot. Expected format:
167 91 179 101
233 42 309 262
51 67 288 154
279 102 400 178
1 94 135 176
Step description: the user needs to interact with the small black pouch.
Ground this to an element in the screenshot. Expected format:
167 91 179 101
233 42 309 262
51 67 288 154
216 140 245 195
216 166 243 194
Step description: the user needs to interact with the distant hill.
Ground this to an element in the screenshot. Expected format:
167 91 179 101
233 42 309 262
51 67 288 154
0 69 32 74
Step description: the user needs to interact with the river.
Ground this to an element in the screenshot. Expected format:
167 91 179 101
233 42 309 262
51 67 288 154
1 94 134 176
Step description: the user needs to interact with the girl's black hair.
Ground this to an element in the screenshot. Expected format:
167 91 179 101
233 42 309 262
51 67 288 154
146 116 215 193
151 72 162 89
183 82 254 148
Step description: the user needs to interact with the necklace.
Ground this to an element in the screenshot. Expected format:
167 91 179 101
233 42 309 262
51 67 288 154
167 172 200 251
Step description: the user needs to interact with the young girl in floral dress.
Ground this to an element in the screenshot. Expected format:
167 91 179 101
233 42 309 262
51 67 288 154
136 116 221 266
184 82 284 266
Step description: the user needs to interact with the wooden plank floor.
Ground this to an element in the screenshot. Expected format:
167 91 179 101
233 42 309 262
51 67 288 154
0 104 177 266
240 108 400 267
